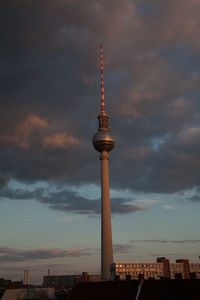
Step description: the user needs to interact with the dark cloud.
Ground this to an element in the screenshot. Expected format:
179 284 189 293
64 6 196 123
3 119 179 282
149 253 184 257
12 243 134 257
0 0 200 202
0 185 145 215
0 246 92 263
0 175 8 189
111 198 145 214
111 126 200 193
130 239 169 244
190 194 200 202
130 239 200 244
113 244 134 253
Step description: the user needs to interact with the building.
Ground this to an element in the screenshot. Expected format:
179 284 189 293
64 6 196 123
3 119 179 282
93 45 115 280
110 258 200 280
2 288 56 300
68 280 200 300
189 263 200 279
0 278 23 289
111 261 163 280
69 281 139 300
43 273 101 289
43 275 78 289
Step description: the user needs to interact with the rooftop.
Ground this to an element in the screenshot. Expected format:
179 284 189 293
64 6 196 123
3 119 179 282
69 279 200 300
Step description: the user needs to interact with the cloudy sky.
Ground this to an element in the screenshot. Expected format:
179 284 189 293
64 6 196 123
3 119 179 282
1 0 200 284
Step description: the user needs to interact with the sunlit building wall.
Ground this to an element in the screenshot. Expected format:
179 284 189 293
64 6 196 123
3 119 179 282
110 259 200 280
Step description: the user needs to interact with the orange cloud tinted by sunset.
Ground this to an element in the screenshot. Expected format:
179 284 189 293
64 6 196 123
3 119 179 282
0 114 81 150
42 133 81 149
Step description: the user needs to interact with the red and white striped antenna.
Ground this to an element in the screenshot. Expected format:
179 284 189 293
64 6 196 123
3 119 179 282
100 44 105 112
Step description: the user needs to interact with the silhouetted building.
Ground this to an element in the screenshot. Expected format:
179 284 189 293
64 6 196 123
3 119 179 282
43 273 101 289
69 280 200 300
0 278 23 289
0 279 12 288
69 280 138 300
1 288 56 300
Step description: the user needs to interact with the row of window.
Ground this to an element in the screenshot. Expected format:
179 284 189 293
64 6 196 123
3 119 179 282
115 264 161 268
116 271 162 275
115 270 200 276
119 275 161 279
116 269 161 273
115 263 200 269
190 264 200 268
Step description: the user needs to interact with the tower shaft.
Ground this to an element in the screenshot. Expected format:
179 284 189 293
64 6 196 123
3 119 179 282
93 45 115 281
101 150 113 280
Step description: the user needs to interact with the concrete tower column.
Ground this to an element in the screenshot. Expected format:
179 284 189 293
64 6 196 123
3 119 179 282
101 150 113 280
93 44 115 281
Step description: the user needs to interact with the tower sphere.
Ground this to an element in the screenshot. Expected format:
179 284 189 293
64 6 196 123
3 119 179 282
93 130 115 153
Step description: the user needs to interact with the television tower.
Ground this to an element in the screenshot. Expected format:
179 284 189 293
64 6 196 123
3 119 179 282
93 44 115 280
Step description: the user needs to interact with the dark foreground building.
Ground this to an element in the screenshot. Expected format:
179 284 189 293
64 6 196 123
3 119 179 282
69 279 200 300
43 273 101 289
69 281 138 300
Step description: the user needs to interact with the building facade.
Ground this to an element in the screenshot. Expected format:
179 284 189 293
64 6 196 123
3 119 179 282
43 273 101 288
110 258 200 280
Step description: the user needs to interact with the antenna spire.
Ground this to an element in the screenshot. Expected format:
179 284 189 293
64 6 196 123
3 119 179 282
100 44 105 112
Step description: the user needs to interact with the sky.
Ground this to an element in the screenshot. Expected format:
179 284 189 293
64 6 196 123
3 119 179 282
0 0 200 284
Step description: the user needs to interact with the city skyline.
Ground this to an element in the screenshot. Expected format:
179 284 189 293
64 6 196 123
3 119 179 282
1 0 200 284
